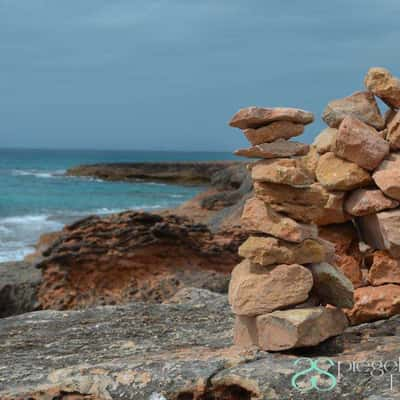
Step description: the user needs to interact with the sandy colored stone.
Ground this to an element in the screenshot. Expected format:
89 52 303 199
345 188 399 216
234 139 309 159
368 251 400 286
335 116 389 170
319 223 363 287
322 91 384 130
251 158 314 187
238 236 327 266
310 262 354 308
365 67 400 109
373 153 400 200
229 106 314 129
254 181 348 225
357 209 400 258
346 284 400 325
386 110 400 150
233 315 258 348
241 197 318 243
255 307 348 351
243 122 305 145
313 128 338 154
316 152 372 191
228 260 313 316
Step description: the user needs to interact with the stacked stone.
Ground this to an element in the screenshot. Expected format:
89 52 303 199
228 107 353 352
313 67 400 325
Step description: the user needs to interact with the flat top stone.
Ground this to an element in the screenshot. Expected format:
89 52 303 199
229 106 314 129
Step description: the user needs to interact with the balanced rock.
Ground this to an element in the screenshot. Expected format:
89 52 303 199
345 188 399 216
373 153 400 200
322 91 384 130
368 251 400 286
241 197 318 242
254 307 348 351
310 262 354 308
313 127 337 154
335 116 389 171
229 106 314 129
365 67 400 109
316 152 372 191
234 139 309 159
251 158 314 187
346 284 400 325
238 236 327 266
243 122 305 145
254 181 348 225
386 110 400 150
228 260 313 316
357 209 400 258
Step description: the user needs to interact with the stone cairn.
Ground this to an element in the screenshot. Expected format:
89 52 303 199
228 67 400 351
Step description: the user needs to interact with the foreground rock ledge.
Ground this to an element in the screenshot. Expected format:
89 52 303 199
2 290 400 400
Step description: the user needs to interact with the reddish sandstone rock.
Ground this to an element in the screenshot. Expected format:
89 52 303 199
335 116 389 171
319 223 363 287
373 153 400 200
254 181 348 225
357 209 400 258
322 91 384 130
234 139 309 159
36 212 247 310
386 110 400 150
238 236 327 266
254 307 348 351
365 67 400 109
241 197 318 243
346 284 400 325
243 122 305 145
229 106 314 129
368 251 400 286
313 128 338 154
251 158 314 187
316 152 372 191
228 260 313 316
344 188 399 216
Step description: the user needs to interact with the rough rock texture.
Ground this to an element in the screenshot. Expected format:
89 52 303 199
238 236 327 266
319 223 363 287
313 127 338 154
251 158 314 187
241 197 318 242
365 67 400 108
386 110 400 149
228 260 313 316
4 290 400 399
36 211 247 310
346 284 400 325
345 188 399 216
316 152 372 191
243 121 305 145
255 307 348 351
322 91 385 130
309 262 354 308
66 161 244 185
0 262 41 318
254 181 349 225
357 209 400 258
335 116 389 170
373 153 400 200
368 251 400 286
229 106 314 129
234 139 309 159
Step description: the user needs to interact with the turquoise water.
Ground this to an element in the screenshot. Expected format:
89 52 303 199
0 148 237 262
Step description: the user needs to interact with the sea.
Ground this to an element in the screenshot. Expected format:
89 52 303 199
0 148 237 263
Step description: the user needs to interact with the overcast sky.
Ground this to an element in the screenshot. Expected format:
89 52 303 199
1 0 400 151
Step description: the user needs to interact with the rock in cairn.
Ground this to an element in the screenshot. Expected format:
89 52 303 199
228 107 353 351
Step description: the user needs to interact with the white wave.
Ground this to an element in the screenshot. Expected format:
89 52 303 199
11 169 66 179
